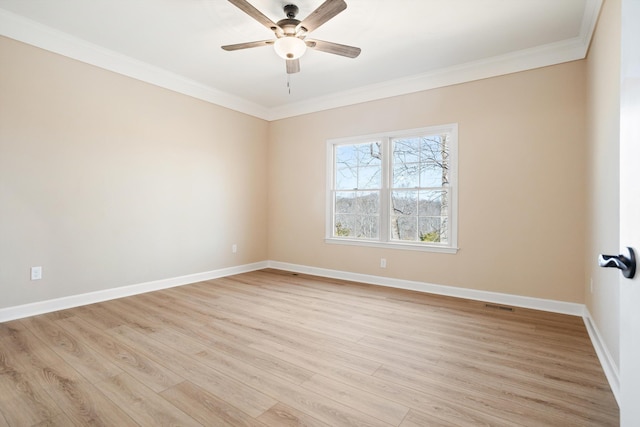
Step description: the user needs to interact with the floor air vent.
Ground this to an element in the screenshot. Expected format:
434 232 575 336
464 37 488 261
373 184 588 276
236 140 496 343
485 303 514 312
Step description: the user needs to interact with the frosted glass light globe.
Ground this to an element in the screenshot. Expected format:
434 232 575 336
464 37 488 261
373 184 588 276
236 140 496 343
274 37 307 60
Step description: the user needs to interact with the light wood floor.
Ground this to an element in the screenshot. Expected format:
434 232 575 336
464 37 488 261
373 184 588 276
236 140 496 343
0 269 618 426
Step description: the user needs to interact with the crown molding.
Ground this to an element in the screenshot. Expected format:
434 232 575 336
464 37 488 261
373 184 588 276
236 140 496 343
269 0 603 120
1 0 602 121
266 36 589 120
0 9 272 120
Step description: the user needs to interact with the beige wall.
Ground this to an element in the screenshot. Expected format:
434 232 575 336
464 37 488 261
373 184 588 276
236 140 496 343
268 62 587 303
585 0 621 367
1 31 592 311
0 37 269 309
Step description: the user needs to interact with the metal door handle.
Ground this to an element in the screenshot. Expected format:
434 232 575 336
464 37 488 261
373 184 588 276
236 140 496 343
598 247 636 279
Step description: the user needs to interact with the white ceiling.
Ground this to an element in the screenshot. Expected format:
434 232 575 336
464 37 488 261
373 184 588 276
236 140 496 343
0 0 601 120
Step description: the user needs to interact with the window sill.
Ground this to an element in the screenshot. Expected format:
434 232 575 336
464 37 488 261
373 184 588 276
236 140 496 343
324 238 459 254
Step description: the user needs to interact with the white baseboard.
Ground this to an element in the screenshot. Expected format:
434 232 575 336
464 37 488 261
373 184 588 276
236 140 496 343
0 259 585 322
267 261 585 316
0 261 268 323
582 307 620 405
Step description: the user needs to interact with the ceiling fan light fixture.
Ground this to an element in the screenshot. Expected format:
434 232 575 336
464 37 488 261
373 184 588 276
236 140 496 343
274 36 307 60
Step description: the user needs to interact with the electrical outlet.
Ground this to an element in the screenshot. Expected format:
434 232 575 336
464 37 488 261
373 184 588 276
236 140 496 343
31 266 43 281
232 244 237 253
380 258 387 268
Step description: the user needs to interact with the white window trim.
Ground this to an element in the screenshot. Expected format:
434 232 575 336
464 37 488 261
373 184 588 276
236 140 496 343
325 124 459 254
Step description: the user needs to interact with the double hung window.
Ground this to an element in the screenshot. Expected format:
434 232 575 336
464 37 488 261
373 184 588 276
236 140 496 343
326 124 458 253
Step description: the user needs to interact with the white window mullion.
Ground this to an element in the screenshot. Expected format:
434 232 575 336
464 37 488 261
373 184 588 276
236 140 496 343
326 140 337 239
447 127 458 249
380 136 391 243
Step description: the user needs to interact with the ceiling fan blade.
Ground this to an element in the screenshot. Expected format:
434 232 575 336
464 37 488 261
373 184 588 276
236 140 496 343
227 0 283 35
286 59 300 74
306 39 361 58
297 0 347 33
221 40 275 51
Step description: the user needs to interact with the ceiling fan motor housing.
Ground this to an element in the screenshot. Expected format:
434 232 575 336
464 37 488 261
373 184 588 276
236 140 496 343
276 18 300 35
283 4 299 19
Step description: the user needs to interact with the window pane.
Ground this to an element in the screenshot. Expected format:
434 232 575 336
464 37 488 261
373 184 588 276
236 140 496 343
420 162 447 187
334 191 379 239
391 190 418 241
356 142 381 166
336 145 357 166
358 165 381 189
335 142 381 190
357 191 379 215
418 190 446 216
421 136 445 162
334 214 355 237
419 216 446 243
393 138 421 163
336 167 357 190
391 190 418 216
392 135 450 189
393 215 418 241
335 191 355 214
418 190 448 243
335 144 357 190
393 162 420 188
390 190 449 243
354 215 379 239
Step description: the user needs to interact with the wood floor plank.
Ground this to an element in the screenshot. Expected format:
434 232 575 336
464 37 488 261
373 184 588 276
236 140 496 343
70 303 125 330
179 331 395 427
30 412 76 427
20 315 124 384
300 374 410 425
159 295 385 375
306 363 515 427
256 402 332 427
197 290 367 343
0 321 136 426
108 325 278 418
108 290 297 387
398 409 459 427
374 363 608 426
56 316 183 393
95 372 201 426
160 380 268 427
148 326 316 385
0 269 618 426
0 349 60 426
192 352 395 427
357 334 616 412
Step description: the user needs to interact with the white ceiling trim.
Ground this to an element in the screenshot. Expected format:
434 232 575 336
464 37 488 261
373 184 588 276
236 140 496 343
268 37 589 121
0 9 271 120
1 0 602 122
267 0 603 121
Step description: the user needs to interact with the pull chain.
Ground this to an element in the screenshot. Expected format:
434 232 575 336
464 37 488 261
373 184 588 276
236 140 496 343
287 74 291 95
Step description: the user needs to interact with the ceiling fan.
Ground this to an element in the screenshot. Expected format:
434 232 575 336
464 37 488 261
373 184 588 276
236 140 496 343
222 0 361 74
